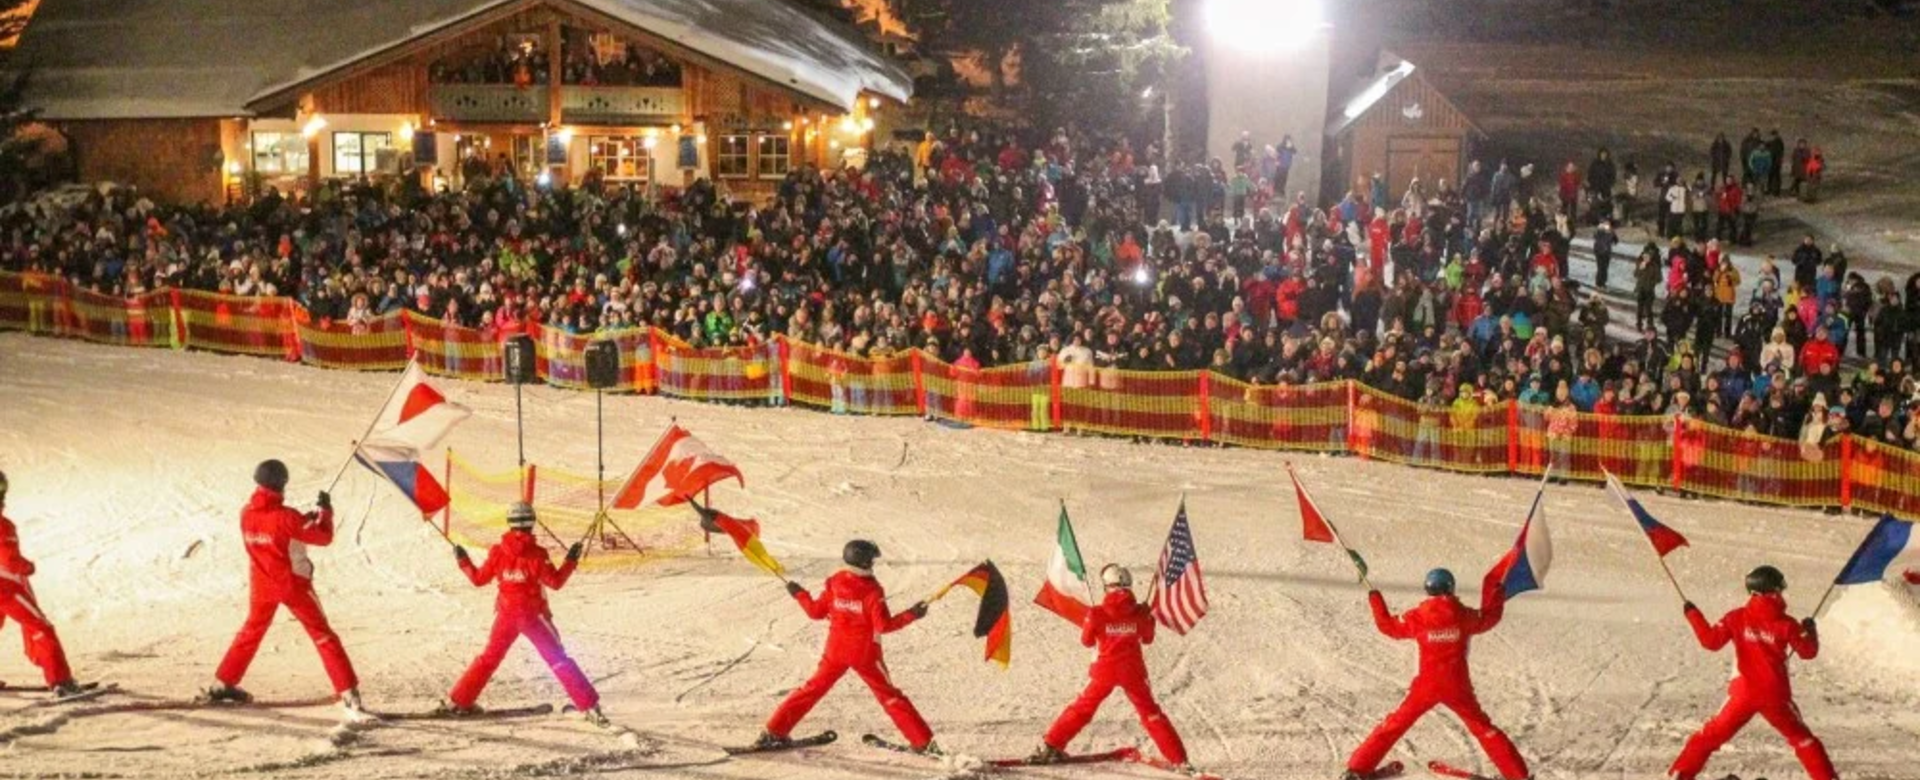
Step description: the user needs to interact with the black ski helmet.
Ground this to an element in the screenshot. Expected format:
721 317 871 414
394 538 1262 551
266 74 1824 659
507 502 537 530
0 469 9 502
254 459 290 492
1746 565 1787 595
843 539 881 570
1425 568 1457 597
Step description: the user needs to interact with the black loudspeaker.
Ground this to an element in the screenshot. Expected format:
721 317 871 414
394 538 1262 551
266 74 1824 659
503 335 536 384
585 340 621 389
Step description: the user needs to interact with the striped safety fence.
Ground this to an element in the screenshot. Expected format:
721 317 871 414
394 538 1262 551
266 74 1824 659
1209 378 1349 452
533 325 657 393
1061 369 1203 441
294 309 409 371
654 336 777 404
1511 408 1672 487
783 339 918 416
175 289 298 359
406 311 505 382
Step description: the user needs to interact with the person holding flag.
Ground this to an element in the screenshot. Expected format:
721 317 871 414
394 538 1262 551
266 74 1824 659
207 460 371 721
1669 565 1834 780
0 470 88 699
1345 565 1529 780
1028 563 1190 771
445 502 607 727
753 539 940 754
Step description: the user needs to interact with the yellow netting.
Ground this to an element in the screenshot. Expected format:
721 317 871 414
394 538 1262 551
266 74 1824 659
442 451 706 572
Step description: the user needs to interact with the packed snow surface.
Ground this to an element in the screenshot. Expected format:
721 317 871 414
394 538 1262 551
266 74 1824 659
0 333 1916 778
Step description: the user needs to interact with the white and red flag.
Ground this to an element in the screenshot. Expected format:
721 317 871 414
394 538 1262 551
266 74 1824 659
611 424 744 509
354 361 470 516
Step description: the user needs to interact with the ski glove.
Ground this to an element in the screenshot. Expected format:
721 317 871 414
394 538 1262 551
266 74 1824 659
1802 617 1817 637
1682 601 1697 614
316 490 332 511
907 601 929 619
453 545 469 562
566 543 584 562
785 581 806 597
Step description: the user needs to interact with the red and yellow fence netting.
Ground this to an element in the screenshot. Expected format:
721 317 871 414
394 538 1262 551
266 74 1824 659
1209 378 1349 452
1677 420 1843 507
1511 407 1672 487
655 339 777 404
175 289 298 359
0 274 174 347
1352 385 1510 473
440 451 703 572
1061 369 1202 440
783 339 919 416
533 325 657 393
295 309 409 371
1849 437 1920 520
406 312 505 382
922 357 1052 431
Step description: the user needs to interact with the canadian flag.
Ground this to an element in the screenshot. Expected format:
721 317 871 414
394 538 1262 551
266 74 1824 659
611 424 744 509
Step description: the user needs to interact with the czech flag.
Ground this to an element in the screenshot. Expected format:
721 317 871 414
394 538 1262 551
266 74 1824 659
354 442 451 516
1605 471 1689 557
697 507 784 578
612 424 744 509
1034 504 1092 626
368 362 472 452
935 561 1012 669
1833 515 1919 587
1490 480 1554 598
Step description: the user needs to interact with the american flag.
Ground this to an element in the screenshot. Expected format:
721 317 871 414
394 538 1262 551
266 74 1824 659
1149 501 1209 635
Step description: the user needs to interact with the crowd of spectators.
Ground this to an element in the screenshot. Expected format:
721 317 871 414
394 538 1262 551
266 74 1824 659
429 36 682 88
4 123 1920 454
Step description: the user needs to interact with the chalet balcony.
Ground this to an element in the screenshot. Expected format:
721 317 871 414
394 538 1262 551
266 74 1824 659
560 85 684 125
429 85 545 124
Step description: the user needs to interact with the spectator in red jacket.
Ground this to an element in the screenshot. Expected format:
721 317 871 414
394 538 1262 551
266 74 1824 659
1030 564 1189 769
1670 566 1834 780
1345 568 1529 780
446 502 604 725
208 460 370 721
0 471 85 698
755 540 938 753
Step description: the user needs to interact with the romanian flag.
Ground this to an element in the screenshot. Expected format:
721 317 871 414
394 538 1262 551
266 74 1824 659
698 508 784 578
1034 505 1092 626
935 560 1012 669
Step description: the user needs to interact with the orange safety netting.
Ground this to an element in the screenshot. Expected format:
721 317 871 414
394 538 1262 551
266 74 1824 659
0 272 31 331
533 324 657 393
1511 406 1672 487
294 309 409 371
406 311 505 382
1209 378 1349 452
1849 437 1920 519
0 274 174 347
440 451 702 572
1677 420 1842 507
175 289 298 359
655 339 778 404
922 357 1052 430
1060 369 1202 440
782 339 919 416
1352 385 1510 473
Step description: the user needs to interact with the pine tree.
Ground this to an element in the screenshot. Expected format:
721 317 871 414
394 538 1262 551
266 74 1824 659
1020 0 1184 140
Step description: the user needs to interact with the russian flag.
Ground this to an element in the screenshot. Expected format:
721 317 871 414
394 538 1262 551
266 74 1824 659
1605 471 1689 557
354 442 451 516
1491 481 1554 598
1834 515 1919 586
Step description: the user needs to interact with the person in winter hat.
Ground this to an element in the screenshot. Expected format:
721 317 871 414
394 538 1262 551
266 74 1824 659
755 539 939 753
1669 566 1835 780
1345 567 1530 780
209 460 371 721
0 470 86 698
1029 564 1190 770
446 502 605 726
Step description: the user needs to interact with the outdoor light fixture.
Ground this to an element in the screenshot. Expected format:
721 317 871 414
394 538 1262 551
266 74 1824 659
868 97 881 109
1206 0 1323 52
555 127 574 145
226 160 242 175
398 122 415 143
783 120 794 131
301 115 328 138
536 170 552 187
671 123 683 134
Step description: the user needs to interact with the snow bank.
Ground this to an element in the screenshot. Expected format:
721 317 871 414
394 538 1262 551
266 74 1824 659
1824 576 1920 682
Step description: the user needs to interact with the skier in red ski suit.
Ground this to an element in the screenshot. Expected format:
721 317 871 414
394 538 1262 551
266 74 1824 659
755 539 937 752
1347 568 1530 780
0 471 83 697
1031 564 1189 768
1670 565 1835 780
209 460 368 718
447 502 605 725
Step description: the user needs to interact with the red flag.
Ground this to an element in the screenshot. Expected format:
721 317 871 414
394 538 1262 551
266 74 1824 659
1290 466 1336 543
612 425 743 509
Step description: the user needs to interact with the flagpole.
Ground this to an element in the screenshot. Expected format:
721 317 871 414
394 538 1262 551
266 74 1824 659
688 497 788 584
1812 580 1840 619
325 357 418 494
1287 462 1373 590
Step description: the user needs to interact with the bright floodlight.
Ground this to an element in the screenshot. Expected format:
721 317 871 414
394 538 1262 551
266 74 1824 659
1206 0 1323 52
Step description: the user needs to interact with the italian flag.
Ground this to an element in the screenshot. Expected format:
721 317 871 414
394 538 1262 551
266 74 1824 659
1033 505 1092 625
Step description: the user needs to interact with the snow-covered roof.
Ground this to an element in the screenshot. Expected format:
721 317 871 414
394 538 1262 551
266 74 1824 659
1325 57 1417 137
11 0 910 121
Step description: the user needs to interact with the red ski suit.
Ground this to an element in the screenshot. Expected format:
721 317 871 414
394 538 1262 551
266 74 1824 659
448 529 598 711
1671 594 1834 780
216 488 359 693
1042 589 1188 763
1348 583 1529 780
0 513 74 687
765 569 933 748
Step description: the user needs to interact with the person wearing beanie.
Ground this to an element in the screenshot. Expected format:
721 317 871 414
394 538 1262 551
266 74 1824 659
0 470 88 699
754 539 939 754
208 460 371 722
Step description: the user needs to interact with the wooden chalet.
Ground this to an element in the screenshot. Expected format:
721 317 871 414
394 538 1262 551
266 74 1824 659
1323 53 1483 204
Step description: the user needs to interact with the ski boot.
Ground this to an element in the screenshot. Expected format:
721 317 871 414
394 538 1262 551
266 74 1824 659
435 700 484 718
912 740 945 757
51 681 88 699
752 730 794 751
582 706 614 730
202 684 253 704
339 688 380 724
1026 743 1066 765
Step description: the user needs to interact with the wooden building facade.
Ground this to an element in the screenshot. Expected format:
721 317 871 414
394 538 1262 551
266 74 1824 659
1323 57 1482 205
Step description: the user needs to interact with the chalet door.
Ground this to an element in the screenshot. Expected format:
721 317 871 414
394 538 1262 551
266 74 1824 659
1385 136 1461 205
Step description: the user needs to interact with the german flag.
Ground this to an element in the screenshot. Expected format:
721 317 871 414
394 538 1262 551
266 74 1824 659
698 508 785 579
936 560 1011 668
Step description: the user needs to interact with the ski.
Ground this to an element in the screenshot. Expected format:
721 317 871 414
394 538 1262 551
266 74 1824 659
722 730 838 755
190 695 341 710
1355 760 1407 779
23 682 117 708
1426 760 1496 780
1127 750 1228 779
986 746 1141 768
373 703 554 721
861 732 940 756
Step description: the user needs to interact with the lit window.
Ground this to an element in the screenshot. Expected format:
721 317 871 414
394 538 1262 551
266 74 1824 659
332 131 393 176
589 136 652 181
756 134 792 178
250 132 309 175
715 135 749 178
